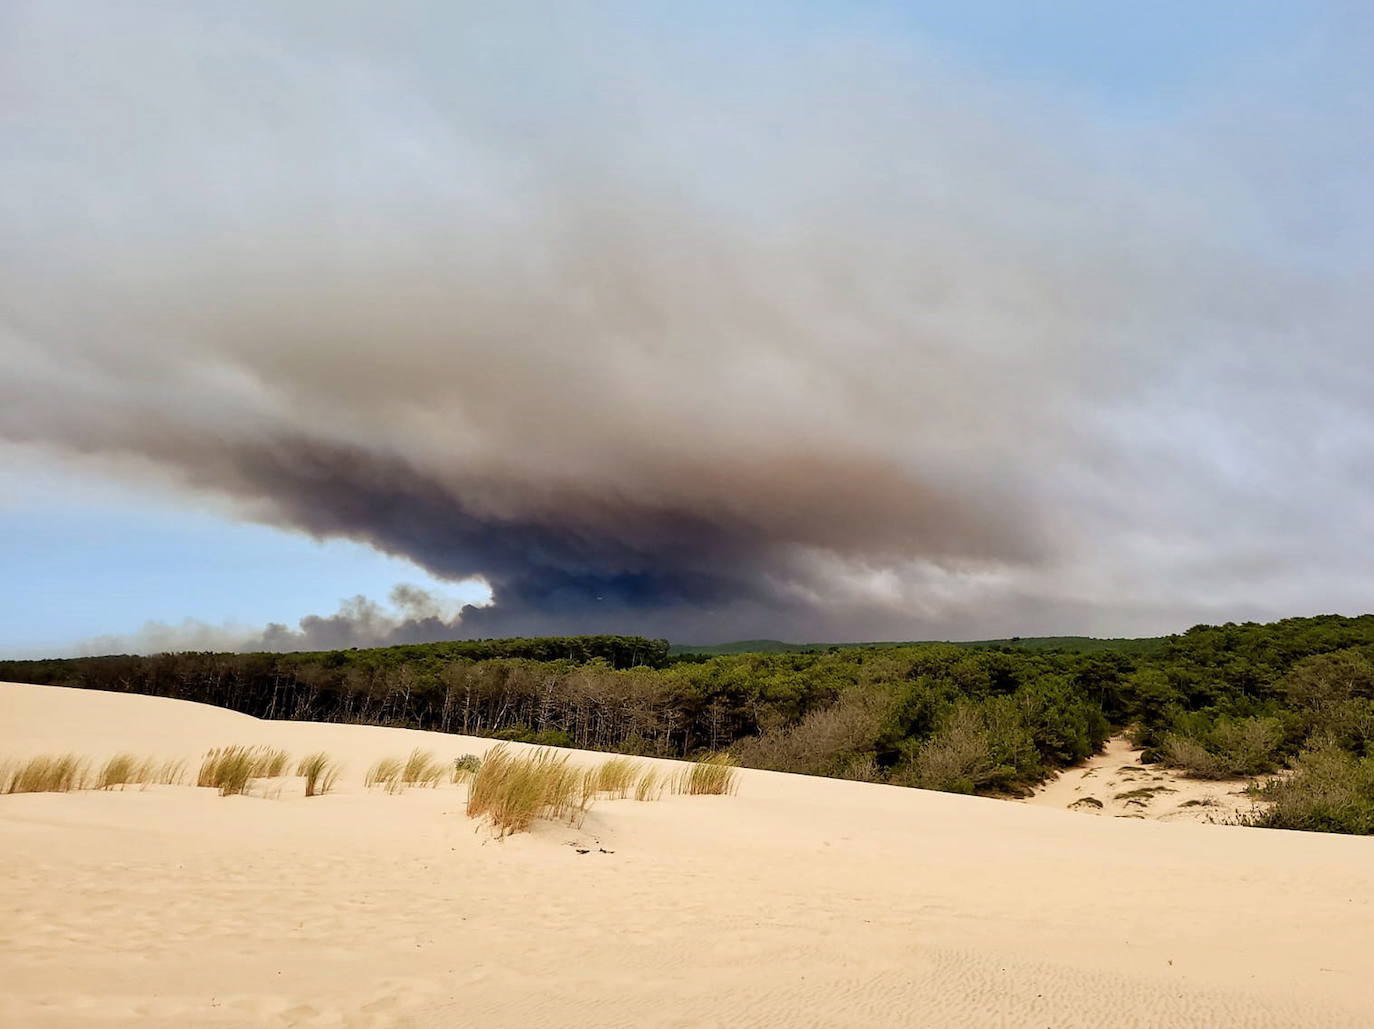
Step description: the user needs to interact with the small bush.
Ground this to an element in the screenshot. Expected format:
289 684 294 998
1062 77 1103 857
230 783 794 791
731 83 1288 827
466 743 592 837
491 726 574 748
1245 741 1374 834
896 701 1039 795
1211 717 1285 776
452 754 483 784
4 754 89 793
1160 716 1284 779
1160 735 1230 779
296 752 340 797
731 688 892 778
672 752 739 796
198 746 291 796
96 754 185 790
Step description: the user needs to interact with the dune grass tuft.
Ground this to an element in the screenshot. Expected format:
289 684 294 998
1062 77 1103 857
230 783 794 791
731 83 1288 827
403 748 445 788
590 756 641 799
258 748 290 778
672 752 740 796
296 752 340 797
3 754 89 794
466 743 592 837
365 756 404 792
366 749 445 794
96 754 186 790
633 767 665 801
197 745 291 797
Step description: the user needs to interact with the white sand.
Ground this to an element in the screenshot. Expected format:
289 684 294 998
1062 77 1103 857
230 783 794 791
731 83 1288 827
3 681 1372 1028
1027 736 1264 825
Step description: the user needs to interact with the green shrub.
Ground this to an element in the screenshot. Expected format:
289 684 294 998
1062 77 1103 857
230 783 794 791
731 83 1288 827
896 699 1039 795
1015 676 1109 766
1246 741 1374 834
1211 716 1284 775
731 688 892 778
1161 733 1230 778
1278 650 1374 712
491 726 574 748
1160 715 1284 779
452 753 483 784
1304 699 1374 758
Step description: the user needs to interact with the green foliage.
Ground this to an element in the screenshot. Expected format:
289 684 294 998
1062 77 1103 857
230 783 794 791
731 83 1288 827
492 726 574 748
1245 741 1374 835
452 754 483 784
670 639 825 657
1159 715 1286 779
895 699 1041 795
10 615 1374 832
730 687 895 778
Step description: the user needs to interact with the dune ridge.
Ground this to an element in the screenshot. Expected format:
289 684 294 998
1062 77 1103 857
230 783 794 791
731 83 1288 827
2 681 1372 1027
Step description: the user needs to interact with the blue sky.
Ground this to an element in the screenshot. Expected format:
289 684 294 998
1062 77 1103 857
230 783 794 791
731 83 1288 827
0 451 489 657
1 1 1369 656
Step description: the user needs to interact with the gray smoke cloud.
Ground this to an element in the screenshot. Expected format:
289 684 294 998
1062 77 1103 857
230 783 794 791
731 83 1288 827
3 3 1373 647
77 584 472 656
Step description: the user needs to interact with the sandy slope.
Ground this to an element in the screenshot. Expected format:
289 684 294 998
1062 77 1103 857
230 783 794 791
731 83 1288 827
2 682 1372 1028
1027 736 1264 825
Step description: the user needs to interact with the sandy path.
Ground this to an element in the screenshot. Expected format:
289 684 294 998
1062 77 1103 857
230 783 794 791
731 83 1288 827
1026 736 1263 825
3 682 1373 1027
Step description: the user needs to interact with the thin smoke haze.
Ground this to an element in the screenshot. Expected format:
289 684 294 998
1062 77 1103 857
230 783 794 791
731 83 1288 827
3 3 1372 650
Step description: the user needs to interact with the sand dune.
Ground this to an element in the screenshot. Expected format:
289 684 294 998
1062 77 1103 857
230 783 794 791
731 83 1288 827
2 682 1372 1028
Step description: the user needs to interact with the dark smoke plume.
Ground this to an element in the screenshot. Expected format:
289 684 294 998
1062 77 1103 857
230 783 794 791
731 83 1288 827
4 3 1373 647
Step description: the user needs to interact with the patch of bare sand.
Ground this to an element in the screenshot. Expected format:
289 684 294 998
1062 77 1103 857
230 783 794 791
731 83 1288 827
3 682 1372 1028
1026 736 1265 825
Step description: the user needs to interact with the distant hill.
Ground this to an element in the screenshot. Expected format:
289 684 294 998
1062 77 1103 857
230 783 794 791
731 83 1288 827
951 635 1169 655
670 635 1169 657
668 639 826 656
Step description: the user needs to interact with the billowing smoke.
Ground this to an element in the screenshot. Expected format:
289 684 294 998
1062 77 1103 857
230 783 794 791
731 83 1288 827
3 3 1373 647
78 585 473 656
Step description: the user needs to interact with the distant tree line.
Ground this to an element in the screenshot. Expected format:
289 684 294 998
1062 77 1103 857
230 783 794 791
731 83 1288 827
5 616 1374 832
